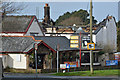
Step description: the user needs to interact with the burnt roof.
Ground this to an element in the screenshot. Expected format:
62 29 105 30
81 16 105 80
1 15 34 32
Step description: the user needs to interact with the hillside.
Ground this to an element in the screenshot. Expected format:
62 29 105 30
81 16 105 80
55 9 97 26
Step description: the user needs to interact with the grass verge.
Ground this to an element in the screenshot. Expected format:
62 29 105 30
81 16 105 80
53 69 119 76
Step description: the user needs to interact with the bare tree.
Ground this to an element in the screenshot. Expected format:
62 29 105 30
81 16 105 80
0 1 26 14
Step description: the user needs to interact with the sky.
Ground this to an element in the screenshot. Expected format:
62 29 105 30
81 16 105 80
9 1 119 23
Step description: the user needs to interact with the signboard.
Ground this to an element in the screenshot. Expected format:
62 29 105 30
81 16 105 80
115 54 120 61
64 62 78 68
106 60 118 66
70 44 79 48
70 36 79 48
70 36 79 39
87 43 95 50
70 40 79 44
66 64 70 69
60 64 66 69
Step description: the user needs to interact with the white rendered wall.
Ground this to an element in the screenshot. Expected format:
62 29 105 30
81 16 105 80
26 19 44 36
96 17 117 52
88 34 96 43
8 54 27 69
0 33 24 36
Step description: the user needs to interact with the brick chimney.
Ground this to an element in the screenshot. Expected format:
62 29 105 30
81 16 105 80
44 3 50 24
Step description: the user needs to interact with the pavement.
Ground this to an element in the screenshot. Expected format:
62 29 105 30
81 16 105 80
1 73 120 80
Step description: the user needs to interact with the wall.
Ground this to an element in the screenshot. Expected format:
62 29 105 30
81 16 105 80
8 54 27 69
96 17 117 52
0 33 24 36
26 19 44 36
45 33 72 39
88 34 96 43
106 18 117 52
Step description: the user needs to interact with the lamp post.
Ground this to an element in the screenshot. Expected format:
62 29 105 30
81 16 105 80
34 43 38 74
57 44 59 73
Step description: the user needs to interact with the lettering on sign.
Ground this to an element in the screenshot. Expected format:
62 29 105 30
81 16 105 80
70 36 79 39
70 44 79 48
70 40 79 43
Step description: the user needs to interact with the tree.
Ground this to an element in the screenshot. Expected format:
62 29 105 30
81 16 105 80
117 27 120 52
117 21 120 51
0 1 26 14
118 21 120 28
55 9 97 26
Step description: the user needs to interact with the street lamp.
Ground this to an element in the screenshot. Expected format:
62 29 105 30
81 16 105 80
34 43 38 74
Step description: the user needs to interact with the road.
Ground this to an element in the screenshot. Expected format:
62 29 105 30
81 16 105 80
1 73 119 80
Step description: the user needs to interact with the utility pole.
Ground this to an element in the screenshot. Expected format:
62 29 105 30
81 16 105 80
90 0 93 74
79 32 81 67
57 44 59 73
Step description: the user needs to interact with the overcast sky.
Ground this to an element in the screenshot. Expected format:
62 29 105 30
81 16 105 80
9 1 119 23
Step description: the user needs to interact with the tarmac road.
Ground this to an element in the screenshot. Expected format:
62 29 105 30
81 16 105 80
1 77 119 80
1 73 119 80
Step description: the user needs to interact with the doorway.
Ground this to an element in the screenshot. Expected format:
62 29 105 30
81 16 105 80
37 54 45 69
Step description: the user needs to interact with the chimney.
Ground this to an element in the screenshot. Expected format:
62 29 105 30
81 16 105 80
44 3 50 24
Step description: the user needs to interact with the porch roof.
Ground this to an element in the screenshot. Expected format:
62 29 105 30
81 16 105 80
34 36 79 51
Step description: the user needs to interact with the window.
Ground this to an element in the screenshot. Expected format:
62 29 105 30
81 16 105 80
16 55 21 62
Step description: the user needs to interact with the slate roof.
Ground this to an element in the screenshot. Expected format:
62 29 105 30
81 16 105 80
94 18 107 34
0 36 35 53
76 27 86 33
1 15 34 33
34 36 79 51
0 36 102 53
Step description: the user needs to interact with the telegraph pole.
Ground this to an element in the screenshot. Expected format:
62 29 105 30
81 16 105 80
90 0 93 74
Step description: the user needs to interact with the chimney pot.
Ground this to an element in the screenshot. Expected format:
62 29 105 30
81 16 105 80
45 3 48 7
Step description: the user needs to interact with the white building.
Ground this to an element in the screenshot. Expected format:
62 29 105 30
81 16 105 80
95 16 117 53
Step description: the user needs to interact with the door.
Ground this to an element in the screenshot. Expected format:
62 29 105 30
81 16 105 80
37 54 44 69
